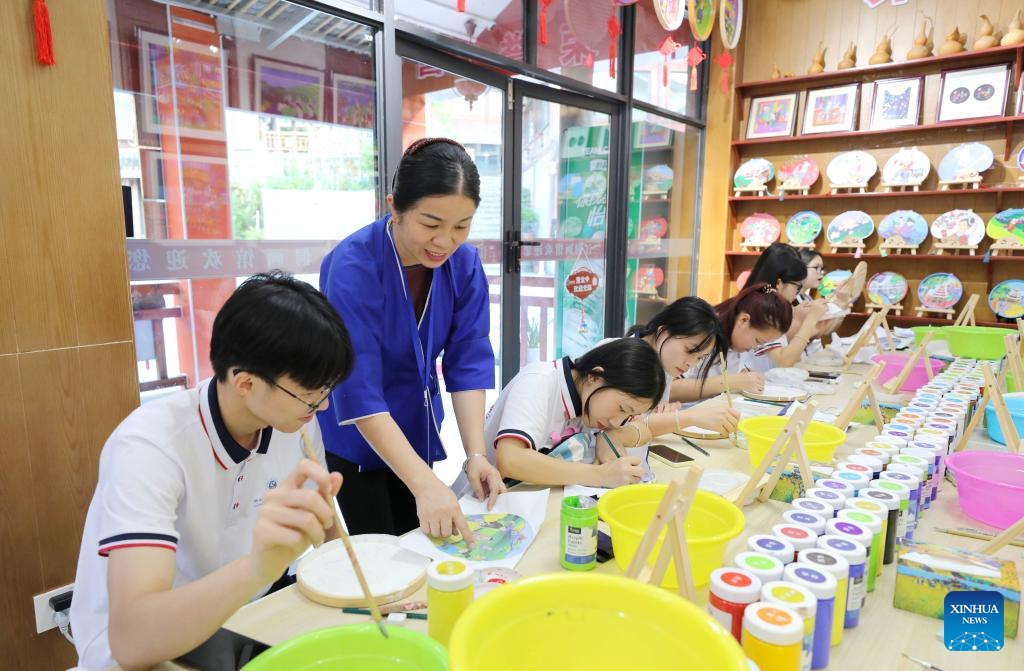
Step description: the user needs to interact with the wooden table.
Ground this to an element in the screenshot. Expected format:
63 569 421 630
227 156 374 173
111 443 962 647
146 363 1023 670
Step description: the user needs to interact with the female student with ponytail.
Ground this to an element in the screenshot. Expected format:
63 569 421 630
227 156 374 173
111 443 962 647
319 137 503 543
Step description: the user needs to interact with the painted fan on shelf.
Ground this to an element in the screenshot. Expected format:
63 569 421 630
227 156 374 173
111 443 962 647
988 280 1024 319
785 211 823 247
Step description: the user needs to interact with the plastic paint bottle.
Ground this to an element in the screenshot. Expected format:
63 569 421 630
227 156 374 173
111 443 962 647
559 495 598 570
772 524 818 561
854 447 890 466
816 535 867 629
427 559 474 646
835 511 882 592
797 548 849 647
760 582 817 671
815 478 855 500
735 551 786 584
782 510 827 536
831 470 870 493
742 602 804 671
889 460 929 514
855 488 900 563
869 480 910 544
843 498 891 570
791 497 835 519
845 454 883 477
748 534 797 565
783 563 836 670
805 488 845 511
709 567 763 642
879 470 920 536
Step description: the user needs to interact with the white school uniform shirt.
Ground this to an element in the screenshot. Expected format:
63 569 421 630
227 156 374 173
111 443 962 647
70 378 326 671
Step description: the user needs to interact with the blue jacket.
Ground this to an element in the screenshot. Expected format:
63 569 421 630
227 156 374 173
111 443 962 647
318 215 494 470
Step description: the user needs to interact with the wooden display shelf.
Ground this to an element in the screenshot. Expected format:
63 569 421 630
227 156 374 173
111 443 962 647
735 44 1023 93
733 114 1024 148
725 251 986 261
729 185 1024 205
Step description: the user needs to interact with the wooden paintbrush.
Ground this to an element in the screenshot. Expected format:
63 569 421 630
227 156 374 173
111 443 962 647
719 353 739 447
300 430 388 638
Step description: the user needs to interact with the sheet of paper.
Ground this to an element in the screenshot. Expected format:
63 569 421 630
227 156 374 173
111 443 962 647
399 489 550 570
560 446 655 500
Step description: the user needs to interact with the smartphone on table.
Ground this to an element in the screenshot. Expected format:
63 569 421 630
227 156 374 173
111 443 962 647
648 443 695 467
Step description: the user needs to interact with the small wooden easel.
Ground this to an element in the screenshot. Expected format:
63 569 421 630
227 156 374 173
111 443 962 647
979 514 1024 555
990 237 1024 257
739 240 771 252
777 178 811 196
829 238 867 254
842 311 883 370
732 403 816 507
881 181 923 193
833 362 885 432
734 183 769 198
625 465 703 601
938 174 983 191
870 305 898 350
882 331 935 394
1003 333 1024 396
830 182 868 195
931 237 979 256
954 362 1020 453
951 294 980 327
879 236 920 256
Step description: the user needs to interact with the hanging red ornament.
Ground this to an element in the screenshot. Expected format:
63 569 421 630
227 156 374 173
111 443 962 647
586 51 594 68
607 15 621 79
658 36 682 87
716 51 734 93
539 0 554 45
33 0 55 66
687 46 706 91
566 268 600 300
456 0 465 12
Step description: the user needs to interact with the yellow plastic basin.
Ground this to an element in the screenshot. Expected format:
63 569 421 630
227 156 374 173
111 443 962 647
740 416 846 467
448 573 748 671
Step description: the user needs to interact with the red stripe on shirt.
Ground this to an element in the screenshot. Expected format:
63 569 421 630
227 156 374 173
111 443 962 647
198 405 229 471
495 433 533 449
99 542 177 557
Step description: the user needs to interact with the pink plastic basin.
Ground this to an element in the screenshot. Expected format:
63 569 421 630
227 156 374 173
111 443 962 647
871 353 945 392
945 451 1024 529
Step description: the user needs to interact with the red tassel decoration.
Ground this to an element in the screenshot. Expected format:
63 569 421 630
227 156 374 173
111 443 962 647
456 0 465 12
687 46 706 91
607 15 621 79
716 51 734 93
586 51 593 68
34 0 55 66
539 0 553 45
658 36 682 87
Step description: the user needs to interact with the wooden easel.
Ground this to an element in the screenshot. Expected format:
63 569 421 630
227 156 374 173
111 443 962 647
740 240 771 252
879 236 920 255
829 239 867 254
870 305 897 351
732 403 816 508
931 239 979 256
979 515 1024 555
734 183 769 198
954 362 1020 453
881 181 923 193
882 331 935 394
830 182 868 195
1003 333 1024 395
777 178 811 196
625 466 703 601
938 175 983 191
843 311 883 370
952 294 980 326
833 363 885 432
990 237 1024 257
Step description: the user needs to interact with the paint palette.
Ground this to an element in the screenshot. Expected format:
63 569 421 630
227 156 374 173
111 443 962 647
931 209 985 246
740 213 781 246
937 142 994 181
734 158 775 188
866 271 909 305
819 269 852 298
778 155 820 188
988 279 1024 319
826 150 878 186
987 208 1024 242
918 272 964 310
827 211 874 245
786 211 823 244
878 210 929 246
882 148 931 185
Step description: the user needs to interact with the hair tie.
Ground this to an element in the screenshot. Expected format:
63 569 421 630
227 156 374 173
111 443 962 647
759 284 776 295
404 137 466 157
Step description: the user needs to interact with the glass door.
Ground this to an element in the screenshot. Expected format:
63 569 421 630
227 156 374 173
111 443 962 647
508 83 615 378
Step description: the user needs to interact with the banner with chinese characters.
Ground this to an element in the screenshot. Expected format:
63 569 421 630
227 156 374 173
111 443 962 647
126 239 338 282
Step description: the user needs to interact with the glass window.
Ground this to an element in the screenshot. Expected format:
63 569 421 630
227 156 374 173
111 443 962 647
535 0 621 92
626 110 699 331
633 2 701 116
396 1 524 61
107 0 377 399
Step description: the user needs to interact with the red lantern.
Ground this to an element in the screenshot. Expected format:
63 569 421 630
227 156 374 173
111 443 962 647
566 267 600 300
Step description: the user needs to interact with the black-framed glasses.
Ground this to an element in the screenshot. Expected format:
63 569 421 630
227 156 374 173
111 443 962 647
807 265 826 273
233 369 334 414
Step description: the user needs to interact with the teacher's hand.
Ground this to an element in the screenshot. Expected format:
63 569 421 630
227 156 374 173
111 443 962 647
413 475 475 546
466 455 507 510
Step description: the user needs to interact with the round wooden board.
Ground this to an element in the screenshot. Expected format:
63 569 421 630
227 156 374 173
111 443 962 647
742 385 810 403
674 427 729 440
296 538 429 608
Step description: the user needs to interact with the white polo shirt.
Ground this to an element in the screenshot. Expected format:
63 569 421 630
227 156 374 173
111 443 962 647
70 378 326 671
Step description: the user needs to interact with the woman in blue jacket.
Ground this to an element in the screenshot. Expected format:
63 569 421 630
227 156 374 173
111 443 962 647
319 138 504 542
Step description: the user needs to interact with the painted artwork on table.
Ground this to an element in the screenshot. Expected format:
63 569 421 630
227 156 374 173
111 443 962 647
786 211 823 244
918 273 964 310
869 77 923 130
881 148 930 185
931 209 985 246
866 271 909 305
430 514 532 562
255 57 325 121
987 208 1024 243
878 210 928 246
740 213 781 246
332 74 373 128
989 280 1024 319
734 158 775 188
819 270 852 299
802 83 859 135
746 93 798 139
827 211 874 245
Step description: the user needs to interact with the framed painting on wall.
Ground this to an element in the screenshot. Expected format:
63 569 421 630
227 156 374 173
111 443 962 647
332 73 374 129
869 76 923 130
254 57 325 121
745 92 799 139
936 63 1010 122
801 83 859 135
139 30 226 141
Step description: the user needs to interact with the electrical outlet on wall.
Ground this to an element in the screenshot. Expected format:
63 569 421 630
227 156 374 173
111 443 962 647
33 583 74 634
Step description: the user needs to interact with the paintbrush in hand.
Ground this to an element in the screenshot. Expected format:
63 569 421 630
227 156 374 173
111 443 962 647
719 353 740 447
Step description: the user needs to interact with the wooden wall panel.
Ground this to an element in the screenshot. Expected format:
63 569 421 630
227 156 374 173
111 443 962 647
0 244 17 355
